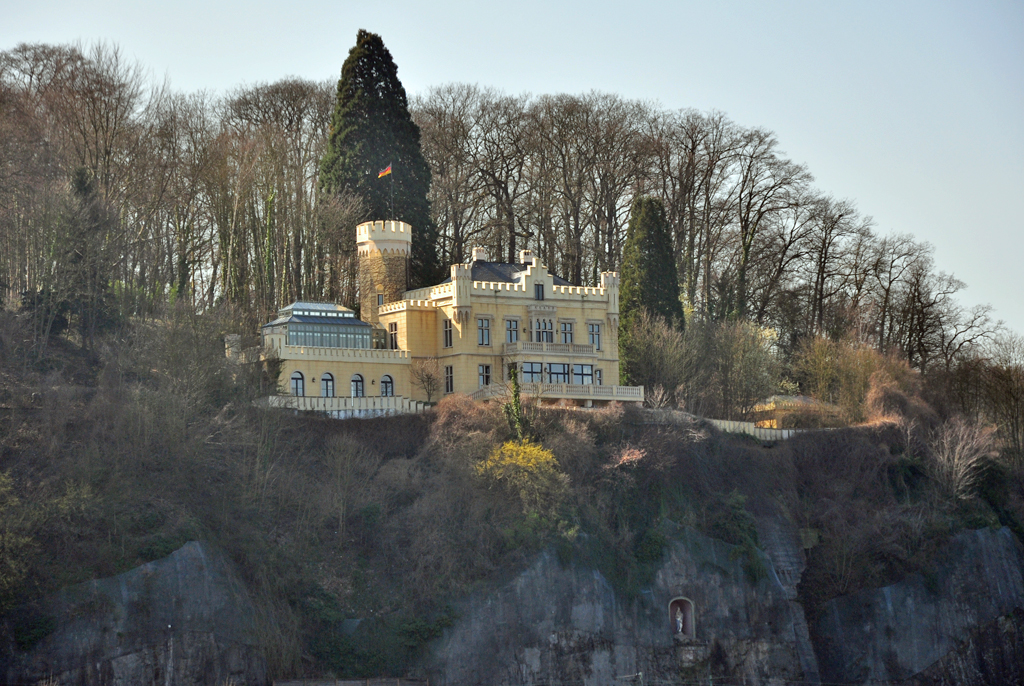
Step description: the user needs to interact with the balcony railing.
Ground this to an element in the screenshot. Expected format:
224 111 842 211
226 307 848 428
503 341 596 356
259 394 425 417
472 382 643 403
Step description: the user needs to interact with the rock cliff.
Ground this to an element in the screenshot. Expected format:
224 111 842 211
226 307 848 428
813 526 1024 684
1 541 266 686
427 526 806 686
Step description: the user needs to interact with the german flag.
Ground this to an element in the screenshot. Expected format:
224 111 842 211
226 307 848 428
378 164 392 178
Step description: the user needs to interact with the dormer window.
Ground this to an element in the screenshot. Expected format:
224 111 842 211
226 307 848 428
534 283 544 301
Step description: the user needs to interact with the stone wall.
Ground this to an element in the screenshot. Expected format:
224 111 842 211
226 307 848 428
359 251 409 325
1 541 266 686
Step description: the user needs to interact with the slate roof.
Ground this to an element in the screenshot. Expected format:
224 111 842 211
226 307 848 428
439 261 573 286
262 315 374 329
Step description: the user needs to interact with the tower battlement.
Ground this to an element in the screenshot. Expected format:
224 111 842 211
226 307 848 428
356 220 412 257
357 220 411 325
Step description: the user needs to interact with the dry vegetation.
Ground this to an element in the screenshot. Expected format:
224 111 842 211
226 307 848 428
0 309 1022 680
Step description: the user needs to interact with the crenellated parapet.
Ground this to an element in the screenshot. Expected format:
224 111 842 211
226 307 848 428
357 220 411 325
356 220 412 257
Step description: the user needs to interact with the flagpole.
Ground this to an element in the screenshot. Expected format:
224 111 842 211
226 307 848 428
390 170 394 220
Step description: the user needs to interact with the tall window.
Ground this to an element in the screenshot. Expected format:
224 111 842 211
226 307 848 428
380 375 394 397
321 373 335 397
505 319 519 343
444 366 454 394
588 323 601 349
290 371 304 397
573 364 593 385
477 318 490 346
377 293 384 307
595 369 603 386
388 322 398 350
443 319 453 348
534 283 544 300
560 322 574 344
478 364 491 387
532 319 553 343
350 374 364 398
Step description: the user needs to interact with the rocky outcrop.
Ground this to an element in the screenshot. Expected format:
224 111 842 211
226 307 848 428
905 607 1024 686
427 526 806 686
813 526 1024 685
1 541 266 686
755 516 820 685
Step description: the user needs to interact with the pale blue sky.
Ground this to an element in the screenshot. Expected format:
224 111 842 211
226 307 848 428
5 0 1023 334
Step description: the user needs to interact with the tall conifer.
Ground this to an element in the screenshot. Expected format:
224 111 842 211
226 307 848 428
620 196 683 325
319 30 440 287
619 196 683 385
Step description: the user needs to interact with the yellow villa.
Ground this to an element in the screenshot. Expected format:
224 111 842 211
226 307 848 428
258 220 644 417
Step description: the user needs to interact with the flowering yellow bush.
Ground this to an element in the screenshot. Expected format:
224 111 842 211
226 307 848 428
475 441 568 517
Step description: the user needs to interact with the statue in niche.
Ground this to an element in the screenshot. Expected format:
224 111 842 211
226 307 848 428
670 598 694 641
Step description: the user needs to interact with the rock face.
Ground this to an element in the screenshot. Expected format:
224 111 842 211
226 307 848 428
905 607 1024 686
813 527 1024 684
427 527 806 686
1 541 267 686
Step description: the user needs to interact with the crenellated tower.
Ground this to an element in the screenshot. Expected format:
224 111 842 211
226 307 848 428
356 220 412 325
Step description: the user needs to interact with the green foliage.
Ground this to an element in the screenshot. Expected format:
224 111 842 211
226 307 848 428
8 605 56 651
0 472 33 610
502 363 528 440
620 196 683 328
311 606 456 678
319 29 440 287
709 491 759 548
619 196 683 386
633 528 667 564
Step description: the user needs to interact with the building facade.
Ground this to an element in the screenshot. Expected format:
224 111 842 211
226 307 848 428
260 220 643 414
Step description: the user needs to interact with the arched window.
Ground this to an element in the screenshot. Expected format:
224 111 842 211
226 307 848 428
350 374 364 398
290 371 304 397
669 598 695 640
321 373 334 398
380 375 394 397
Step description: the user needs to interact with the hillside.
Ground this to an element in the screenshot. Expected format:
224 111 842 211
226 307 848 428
0 308 1023 683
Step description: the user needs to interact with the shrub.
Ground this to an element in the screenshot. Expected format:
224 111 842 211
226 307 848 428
928 417 998 500
476 441 568 521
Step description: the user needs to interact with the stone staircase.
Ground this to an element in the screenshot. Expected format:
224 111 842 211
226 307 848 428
756 517 821 685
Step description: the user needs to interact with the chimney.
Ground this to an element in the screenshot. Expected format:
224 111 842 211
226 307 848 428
471 246 488 262
519 249 535 266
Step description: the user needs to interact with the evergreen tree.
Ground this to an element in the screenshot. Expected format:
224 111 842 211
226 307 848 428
319 29 440 287
620 196 683 325
619 196 684 385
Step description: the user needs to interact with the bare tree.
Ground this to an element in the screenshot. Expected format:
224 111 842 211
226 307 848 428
732 128 811 318
411 356 443 403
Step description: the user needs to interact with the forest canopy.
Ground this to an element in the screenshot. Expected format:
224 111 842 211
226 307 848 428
0 40 1019 455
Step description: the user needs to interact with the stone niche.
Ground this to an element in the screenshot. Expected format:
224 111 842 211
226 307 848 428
425 526 804 686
